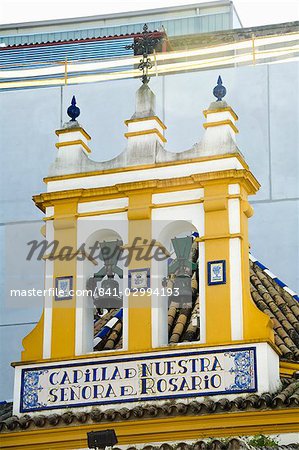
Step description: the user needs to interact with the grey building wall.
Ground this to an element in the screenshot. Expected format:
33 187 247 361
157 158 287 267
0 61 298 401
0 1 239 45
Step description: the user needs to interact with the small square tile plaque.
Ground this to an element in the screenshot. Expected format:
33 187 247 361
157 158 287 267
55 276 73 300
128 268 150 290
207 260 226 285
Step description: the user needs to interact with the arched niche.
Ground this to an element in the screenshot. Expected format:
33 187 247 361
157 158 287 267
76 225 126 355
152 220 200 348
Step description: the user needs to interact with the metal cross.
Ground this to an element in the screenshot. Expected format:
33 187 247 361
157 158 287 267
125 24 161 84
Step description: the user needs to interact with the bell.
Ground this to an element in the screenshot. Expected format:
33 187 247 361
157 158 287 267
94 276 122 309
86 276 97 294
169 274 192 308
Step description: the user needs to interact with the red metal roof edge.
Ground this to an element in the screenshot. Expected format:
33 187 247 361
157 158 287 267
0 30 165 50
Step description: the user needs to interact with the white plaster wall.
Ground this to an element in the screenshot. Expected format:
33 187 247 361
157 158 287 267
47 157 243 192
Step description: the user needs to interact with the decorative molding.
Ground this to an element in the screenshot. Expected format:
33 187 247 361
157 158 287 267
125 115 167 129
124 128 167 143
55 127 91 140
43 154 249 183
35 169 260 213
152 198 204 209
198 233 243 242
11 338 280 367
55 139 91 153
78 207 128 218
204 197 227 212
203 119 239 133
203 107 239 121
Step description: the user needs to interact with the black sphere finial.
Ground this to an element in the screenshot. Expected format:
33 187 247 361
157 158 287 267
213 76 227 102
67 95 80 121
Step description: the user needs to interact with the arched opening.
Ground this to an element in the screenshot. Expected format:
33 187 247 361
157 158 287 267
152 220 200 347
80 228 124 353
166 230 200 344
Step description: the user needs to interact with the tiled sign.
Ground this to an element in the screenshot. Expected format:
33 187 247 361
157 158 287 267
207 260 226 285
55 276 73 300
19 346 257 412
128 268 150 290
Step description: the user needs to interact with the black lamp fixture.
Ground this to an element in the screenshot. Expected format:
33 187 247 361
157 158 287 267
87 429 118 450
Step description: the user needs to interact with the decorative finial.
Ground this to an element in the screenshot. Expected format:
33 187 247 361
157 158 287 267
213 76 227 102
67 95 80 121
125 24 161 84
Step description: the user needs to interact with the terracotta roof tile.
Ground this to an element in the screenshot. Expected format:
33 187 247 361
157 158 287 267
92 257 298 361
1 378 299 433
250 259 299 361
103 321 122 350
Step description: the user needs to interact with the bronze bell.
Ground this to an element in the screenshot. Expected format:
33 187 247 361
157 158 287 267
94 276 122 310
169 274 192 308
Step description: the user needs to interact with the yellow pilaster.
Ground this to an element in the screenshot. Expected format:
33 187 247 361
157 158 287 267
51 201 78 358
202 178 274 345
203 183 231 343
127 192 152 352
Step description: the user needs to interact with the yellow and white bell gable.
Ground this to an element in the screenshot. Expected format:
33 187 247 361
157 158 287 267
13 78 281 419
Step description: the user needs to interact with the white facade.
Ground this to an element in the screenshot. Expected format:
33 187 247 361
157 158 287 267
0 58 298 404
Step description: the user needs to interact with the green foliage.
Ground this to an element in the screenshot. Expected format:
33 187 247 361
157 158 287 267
246 434 279 447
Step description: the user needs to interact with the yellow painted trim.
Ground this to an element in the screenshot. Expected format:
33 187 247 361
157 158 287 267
152 198 204 209
203 119 239 133
192 169 260 193
203 107 239 121
55 140 91 153
77 206 128 218
122 240 170 257
50 201 78 359
280 360 299 378
75 188 248 216
204 183 231 343
1 409 298 449
42 249 98 265
124 128 167 143
35 169 260 213
12 338 279 367
42 216 54 221
125 115 167 129
198 232 243 241
43 153 249 183
55 127 91 140
127 192 152 351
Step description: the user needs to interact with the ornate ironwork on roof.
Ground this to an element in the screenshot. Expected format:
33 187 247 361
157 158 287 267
125 24 161 84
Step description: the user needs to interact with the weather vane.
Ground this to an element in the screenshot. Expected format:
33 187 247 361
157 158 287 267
125 24 160 84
